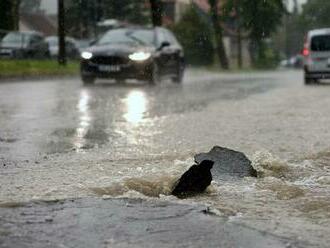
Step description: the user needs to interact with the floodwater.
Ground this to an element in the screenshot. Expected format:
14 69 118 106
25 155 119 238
0 70 330 247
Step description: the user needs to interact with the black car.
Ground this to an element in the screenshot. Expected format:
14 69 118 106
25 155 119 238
80 27 185 84
0 31 49 59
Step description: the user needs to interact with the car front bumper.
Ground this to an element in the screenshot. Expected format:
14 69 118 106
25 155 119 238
80 59 153 80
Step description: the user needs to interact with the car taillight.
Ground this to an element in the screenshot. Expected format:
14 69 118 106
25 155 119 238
302 34 310 57
303 47 309 57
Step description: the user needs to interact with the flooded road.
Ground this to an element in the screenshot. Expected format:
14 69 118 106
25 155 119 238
1 69 330 247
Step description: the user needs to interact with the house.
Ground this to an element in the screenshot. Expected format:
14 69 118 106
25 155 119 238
19 12 57 36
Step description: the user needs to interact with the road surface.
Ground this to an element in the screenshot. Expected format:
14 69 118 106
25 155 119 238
0 69 329 247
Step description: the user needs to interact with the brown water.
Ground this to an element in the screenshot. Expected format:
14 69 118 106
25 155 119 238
1 70 330 247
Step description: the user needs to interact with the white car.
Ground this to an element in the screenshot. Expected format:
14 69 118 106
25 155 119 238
303 28 330 84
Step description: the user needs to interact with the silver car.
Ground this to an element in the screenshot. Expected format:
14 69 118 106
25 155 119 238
303 28 330 84
0 31 49 59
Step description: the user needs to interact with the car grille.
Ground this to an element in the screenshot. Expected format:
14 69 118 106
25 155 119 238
90 56 128 65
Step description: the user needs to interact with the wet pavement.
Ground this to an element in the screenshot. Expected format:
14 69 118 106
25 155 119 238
1 69 330 247
0 198 290 248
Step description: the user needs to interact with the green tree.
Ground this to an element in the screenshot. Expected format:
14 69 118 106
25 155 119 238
65 0 149 38
244 0 285 66
208 0 229 69
224 0 285 67
102 0 149 24
0 0 19 31
65 0 98 38
300 0 330 30
172 5 214 66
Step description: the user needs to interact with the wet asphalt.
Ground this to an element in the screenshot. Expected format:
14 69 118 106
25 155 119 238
0 69 276 163
1 69 328 248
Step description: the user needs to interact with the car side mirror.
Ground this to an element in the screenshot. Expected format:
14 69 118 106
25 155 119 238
158 41 170 51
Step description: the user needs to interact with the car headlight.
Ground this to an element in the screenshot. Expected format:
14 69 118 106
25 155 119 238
129 51 151 61
81 51 93 60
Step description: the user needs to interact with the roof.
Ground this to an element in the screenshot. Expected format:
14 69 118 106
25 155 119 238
20 12 57 36
308 28 330 37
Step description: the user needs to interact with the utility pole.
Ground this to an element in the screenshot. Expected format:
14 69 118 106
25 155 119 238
237 25 242 69
58 0 67 66
12 0 20 30
150 0 162 26
235 0 242 69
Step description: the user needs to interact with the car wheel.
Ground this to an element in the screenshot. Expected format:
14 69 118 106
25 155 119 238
172 62 184 84
148 63 160 85
82 76 95 85
304 74 316 85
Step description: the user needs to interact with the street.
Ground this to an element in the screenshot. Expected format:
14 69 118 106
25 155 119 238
1 69 330 247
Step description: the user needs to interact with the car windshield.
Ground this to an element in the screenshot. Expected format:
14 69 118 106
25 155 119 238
311 35 330 51
1 32 30 46
96 29 155 46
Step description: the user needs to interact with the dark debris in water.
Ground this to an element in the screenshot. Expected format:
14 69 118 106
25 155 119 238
0 137 17 143
195 146 257 180
171 146 257 198
172 160 214 198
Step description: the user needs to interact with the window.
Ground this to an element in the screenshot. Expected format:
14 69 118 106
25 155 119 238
311 35 330 51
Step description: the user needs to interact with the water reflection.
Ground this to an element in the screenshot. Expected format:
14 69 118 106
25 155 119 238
74 89 91 149
123 90 148 124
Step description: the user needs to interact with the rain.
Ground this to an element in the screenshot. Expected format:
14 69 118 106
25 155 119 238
0 1 329 247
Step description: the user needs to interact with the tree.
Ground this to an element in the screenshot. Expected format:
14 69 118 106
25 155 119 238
224 0 284 67
240 0 285 66
127 1 149 24
0 0 19 31
102 0 149 24
222 0 245 68
150 0 162 26
300 0 330 30
172 5 214 66
65 0 149 38
58 0 67 66
208 0 229 70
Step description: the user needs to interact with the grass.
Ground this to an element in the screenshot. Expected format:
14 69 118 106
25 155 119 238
0 60 79 78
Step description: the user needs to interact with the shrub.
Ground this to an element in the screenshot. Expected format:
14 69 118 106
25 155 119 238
171 5 214 66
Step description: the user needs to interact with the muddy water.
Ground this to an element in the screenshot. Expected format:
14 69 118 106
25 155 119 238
1 70 330 247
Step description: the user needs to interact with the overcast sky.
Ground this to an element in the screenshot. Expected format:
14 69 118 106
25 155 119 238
40 0 309 15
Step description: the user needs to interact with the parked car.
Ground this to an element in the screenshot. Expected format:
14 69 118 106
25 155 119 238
280 55 303 69
303 28 330 84
80 27 185 85
45 36 80 59
0 31 49 59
